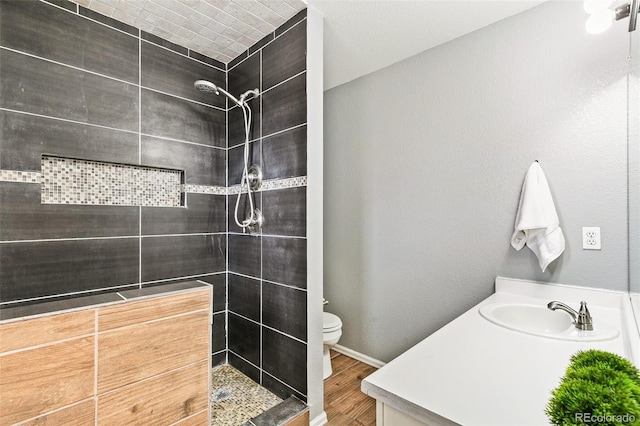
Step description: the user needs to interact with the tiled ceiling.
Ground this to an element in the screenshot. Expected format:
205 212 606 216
68 0 307 63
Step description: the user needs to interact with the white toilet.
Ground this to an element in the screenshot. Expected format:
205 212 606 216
322 312 343 379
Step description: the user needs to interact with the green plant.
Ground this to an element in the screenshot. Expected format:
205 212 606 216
546 350 640 426
567 351 640 387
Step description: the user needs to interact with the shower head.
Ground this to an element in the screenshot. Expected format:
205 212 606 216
194 80 219 95
194 79 241 106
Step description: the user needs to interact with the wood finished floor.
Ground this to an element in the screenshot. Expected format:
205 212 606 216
324 350 377 425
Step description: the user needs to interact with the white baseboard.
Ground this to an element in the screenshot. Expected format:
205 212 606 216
333 344 386 369
310 411 328 426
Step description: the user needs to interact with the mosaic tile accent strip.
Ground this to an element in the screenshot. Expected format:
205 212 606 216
261 176 307 192
0 170 41 183
3 167 306 201
183 184 228 196
211 364 282 426
41 156 183 207
228 176 307 195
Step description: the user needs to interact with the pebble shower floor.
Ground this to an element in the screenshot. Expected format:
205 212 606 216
211 364 283 425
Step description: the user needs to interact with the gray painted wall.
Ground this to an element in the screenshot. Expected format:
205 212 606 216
323 1 630 362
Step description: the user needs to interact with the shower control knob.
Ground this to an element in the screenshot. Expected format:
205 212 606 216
247 164 263 191
247 209 263 236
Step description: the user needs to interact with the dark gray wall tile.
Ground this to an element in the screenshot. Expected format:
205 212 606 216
215 280 227 314
141 234 226 282
0 110 139 171
142 42 225 109
228 140 260 186
142 193 225 235
229 52 260 98
262 20 306 90
141 31 188 55
262 328 307 395
228 193 262 234
262 237 306 289
141 136 225 186
228 101 260 147
189 51 225 70
228 273 260 321
262 374 306 402
228 234 261 278
212 311 226 353
228 351 260 383
262 74 306 137
0 238 139 302
227 53 260 145
262 126 306 180
212 350 227 367
228 313 260 367
1 0 139 83
0 50 138 131
141 89 225 147
0 182 139 241
262 187 306 237
262 282 306 341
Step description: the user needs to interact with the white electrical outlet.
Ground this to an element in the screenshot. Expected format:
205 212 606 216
582 227 601 250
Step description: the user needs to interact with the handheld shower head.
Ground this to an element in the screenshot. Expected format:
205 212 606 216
194 79 262 233
194 80 219 95
194 79 243 106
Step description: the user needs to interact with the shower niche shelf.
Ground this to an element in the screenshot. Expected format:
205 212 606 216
40 155 185 207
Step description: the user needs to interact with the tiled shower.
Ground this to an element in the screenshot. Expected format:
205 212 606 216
0 0 308 403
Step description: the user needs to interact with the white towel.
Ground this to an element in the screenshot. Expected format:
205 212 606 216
511 162 565 272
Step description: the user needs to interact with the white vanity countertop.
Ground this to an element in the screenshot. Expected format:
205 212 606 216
361 277 640 426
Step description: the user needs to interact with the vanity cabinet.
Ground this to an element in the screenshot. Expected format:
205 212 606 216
377 402 431 426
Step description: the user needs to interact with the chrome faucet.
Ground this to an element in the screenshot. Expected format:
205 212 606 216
547 301 593 331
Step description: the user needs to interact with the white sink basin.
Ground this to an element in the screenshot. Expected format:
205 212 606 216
478 303 619 341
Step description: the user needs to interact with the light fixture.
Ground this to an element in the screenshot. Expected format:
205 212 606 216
586 8 614 33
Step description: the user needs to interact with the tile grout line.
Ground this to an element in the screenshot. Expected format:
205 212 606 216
0 105 226 149
262 369 308 399
138 27 143 289
228 271 308 292
259 45 265 386
225 63 230 366
0 107 140 136
228 122 306 149
228 311 307 345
